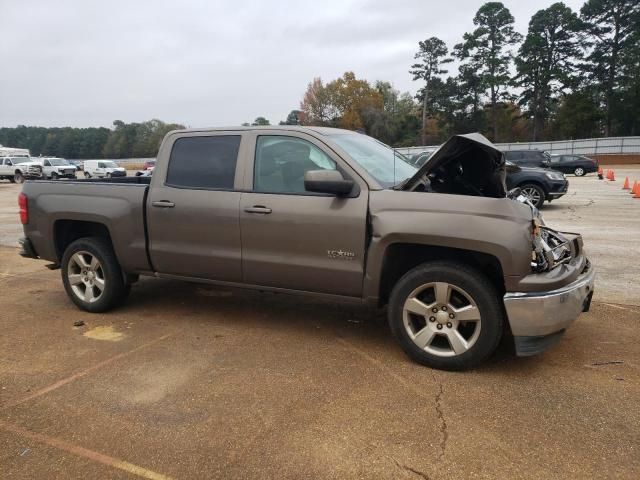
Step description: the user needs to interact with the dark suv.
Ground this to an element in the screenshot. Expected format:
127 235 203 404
503 150 550 168
505 162 568 208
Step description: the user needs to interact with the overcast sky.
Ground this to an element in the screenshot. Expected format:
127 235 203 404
1 0 585 128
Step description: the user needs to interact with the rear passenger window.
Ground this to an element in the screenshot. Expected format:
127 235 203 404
167 136 241 189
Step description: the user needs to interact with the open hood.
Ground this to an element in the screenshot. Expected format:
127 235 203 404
400 133 506 198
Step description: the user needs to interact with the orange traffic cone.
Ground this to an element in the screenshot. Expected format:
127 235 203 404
607 170 615 181
623 177 630 189
634 182 640 199
632 181 638 194
597 166 604 179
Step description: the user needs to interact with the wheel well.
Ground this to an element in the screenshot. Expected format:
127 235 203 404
54 220 112 261
378 243 505 306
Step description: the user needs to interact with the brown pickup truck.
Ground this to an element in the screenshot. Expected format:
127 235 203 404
18 127 594 370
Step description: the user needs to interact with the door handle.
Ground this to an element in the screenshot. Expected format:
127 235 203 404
152 200 175 208
244 205 272 214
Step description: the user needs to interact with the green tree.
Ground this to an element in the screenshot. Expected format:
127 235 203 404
580 0 640 135
515 2 582 140
280 110 303 125
410 37 452 144
454 2 522 141
252 117 271 126
552 88 602 138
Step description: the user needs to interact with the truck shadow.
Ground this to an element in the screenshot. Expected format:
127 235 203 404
121 277 542 375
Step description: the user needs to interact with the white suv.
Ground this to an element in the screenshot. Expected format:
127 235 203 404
83 160 127 178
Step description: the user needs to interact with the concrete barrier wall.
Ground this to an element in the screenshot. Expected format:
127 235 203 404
592 154 640 165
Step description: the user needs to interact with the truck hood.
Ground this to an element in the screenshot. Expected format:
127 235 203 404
400 133 506 198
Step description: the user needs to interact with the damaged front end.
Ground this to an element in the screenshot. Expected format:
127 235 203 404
531 222 573 273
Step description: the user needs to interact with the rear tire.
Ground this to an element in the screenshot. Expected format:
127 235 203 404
388 261 504 371
61 237 129 313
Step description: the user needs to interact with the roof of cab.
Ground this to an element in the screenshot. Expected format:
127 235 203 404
167 125 357 136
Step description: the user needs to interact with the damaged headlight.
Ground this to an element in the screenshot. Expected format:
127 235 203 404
531 223 572 272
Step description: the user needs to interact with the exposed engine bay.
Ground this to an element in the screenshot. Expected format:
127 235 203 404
400 133 507 198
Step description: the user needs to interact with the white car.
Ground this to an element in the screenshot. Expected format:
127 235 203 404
83 160 127 178
18 157 77 180
1 156 44 183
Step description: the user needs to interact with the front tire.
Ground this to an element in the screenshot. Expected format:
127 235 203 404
14 172 24 184
51 172 59 180
519 183 546 208
574 167 585 176
84 172 91 178
8 176 16 183
388 261 504 371
61 237 129 312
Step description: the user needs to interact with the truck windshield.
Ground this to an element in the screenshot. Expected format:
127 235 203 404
49 159 70 166
328 133 417 188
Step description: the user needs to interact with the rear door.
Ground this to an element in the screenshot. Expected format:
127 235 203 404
147 131 246 281
239 131 369 297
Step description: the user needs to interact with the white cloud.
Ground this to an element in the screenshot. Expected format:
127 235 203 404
0 0 586 128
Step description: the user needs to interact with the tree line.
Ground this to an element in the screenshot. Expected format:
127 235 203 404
0 119 184 159
295 0 640 146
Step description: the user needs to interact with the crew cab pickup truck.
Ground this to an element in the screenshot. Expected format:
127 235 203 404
18 127 595 370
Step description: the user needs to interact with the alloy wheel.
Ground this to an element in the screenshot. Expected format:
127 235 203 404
403 282 482 357
67 251 106 303
521 186 542 206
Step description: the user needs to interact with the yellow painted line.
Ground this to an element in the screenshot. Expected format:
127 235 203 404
4 332 175 409
0 419 173 480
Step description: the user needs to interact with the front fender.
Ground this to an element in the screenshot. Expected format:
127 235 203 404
363 190 533 300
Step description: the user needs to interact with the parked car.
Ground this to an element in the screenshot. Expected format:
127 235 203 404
412 152 567 209
18 128 594 371
143 160 156 170
68 160 84 171
18 157 76 180
407 150 436 167
135 166 154 177
1 157 44 183
549 154 598 176
505 162 567 208
503 149 551 168
83 160 127 178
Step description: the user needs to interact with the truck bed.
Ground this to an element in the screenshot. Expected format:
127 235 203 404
21 177 152 272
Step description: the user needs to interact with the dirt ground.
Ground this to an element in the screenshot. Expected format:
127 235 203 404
1 168 639 479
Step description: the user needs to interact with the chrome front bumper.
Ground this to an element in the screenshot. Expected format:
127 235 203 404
504 262 595 354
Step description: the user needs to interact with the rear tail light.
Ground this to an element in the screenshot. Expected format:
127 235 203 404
18 193 28 224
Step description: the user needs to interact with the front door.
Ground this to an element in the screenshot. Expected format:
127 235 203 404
240 133 368 297
147 132 245 281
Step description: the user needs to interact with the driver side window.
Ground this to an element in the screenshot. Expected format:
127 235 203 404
253 136 336 194
44 160 51 167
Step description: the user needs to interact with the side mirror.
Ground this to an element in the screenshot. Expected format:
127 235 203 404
304 170 354 196
541 160 550 168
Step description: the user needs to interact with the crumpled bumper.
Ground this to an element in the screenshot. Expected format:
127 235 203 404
503 260 595 356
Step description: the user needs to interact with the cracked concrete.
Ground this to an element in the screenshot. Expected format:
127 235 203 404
433 382 448 462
